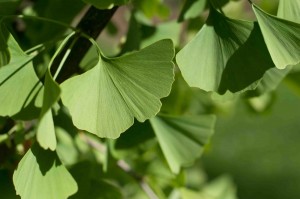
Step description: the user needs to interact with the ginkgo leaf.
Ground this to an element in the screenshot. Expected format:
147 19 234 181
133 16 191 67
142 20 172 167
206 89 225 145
13 143 78 199
176 7 274 94
277 0 300 23
252 4 300 69
36 71 60 151
150 114 216 174
252 0 300 95
36 33 73 151
0 25 42 117
61 39 174 138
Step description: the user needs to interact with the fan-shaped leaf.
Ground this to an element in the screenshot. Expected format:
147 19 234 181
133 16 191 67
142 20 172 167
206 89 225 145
61 39 174 138
277 0 300 23
0 25 41 117
251 0 300 95
13 144 78 199
150 114 216 174
252 4 300 69
176 7 274 94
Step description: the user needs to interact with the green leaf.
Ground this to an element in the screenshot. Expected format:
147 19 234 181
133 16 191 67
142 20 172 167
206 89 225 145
13 144 78 199
69 161 123 199
252 4 300 69
36 71 60 150
180 175 237 199
277 0 300 23
178 0 206 22
176 7 274 94
248 0 300 95
61 39 174 138
36 33 74 151
82 0 128 9
0 25 42 117
150 114 216 174
133 0 170 19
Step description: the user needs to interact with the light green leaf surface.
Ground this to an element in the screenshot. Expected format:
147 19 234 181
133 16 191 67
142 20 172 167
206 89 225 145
13 144 78 199
82 0 128 9
150 114 216 174
36 33 73 151
277 0 300 23
252 0 300 95
61 39 174 138
176 7 274 94
0 25 41 117
253 4 300 69
36 71 60 150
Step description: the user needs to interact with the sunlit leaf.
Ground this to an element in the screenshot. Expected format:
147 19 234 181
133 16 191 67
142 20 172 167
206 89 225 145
150 114 216 174
13 144 78 199
0 25 41 117
277 0 300 23
176 7 274 94
252 4 300 69
61 39 174 138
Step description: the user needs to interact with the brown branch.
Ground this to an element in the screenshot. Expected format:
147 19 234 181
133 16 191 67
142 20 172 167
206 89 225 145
51 6 118 83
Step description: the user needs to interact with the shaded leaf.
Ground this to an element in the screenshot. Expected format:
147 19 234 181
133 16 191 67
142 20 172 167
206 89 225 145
36 33 74 150
36 71 60 150
176 7 274 94
178 0 206 22
13 144 78 199
69 161 123 199
0 25 42 117
180 175 237 199
61 39 174 138
252 4 300 69
150 114 216 174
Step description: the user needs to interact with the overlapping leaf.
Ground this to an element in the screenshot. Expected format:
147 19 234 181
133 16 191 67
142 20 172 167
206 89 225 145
36 70 60 150
252 4 300 69
0 24 42 117
150 114 216 174
176 7 274 94
13 144 78 199
251 0 300 94
61 39 174 138
36 33 74 151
